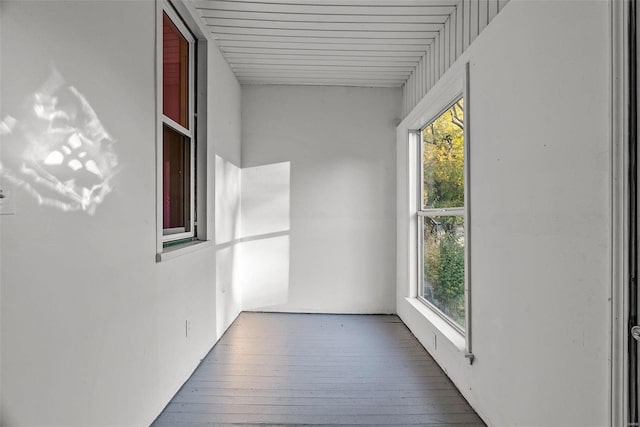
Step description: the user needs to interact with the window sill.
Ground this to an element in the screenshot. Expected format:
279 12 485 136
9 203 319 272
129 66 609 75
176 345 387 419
405 297 466 352
156 240 213 262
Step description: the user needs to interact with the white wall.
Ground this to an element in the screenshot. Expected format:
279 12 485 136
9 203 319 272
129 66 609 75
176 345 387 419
0 3 4 423
0 1 242 425
215 154 242 339
397 1 611 426
209 32 243 342
241 85 400 314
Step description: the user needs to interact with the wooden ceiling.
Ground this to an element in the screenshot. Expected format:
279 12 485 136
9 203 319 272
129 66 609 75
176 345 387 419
192 0 459 87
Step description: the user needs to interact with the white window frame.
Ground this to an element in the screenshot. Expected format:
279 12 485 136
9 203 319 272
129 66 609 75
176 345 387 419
416 96 467 336
158 0 196 245
402 62 472 357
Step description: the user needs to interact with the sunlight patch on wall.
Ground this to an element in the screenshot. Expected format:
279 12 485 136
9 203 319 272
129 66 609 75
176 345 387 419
0 68 118 214
241 161 290 237
239 161 291 310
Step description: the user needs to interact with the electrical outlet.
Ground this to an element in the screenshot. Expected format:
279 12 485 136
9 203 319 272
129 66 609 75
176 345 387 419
185 319 192 338
0 183 16 215
432 331 438 351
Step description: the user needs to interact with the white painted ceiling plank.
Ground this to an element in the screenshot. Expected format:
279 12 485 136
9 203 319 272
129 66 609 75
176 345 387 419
213 34 436 45
233 73 412 79
238 76 404 82
239 80 403 88
207 26 440 39
233 67 411 74
200 0 459 6
232 64 415 72
204 18 445 32
221 47 428 56
237 73 406 80
230 58 419 66
234 73 408 80
201 10 453 23
223 52 423 61
235 74 409 80
239 82 405 87
217 40 431 51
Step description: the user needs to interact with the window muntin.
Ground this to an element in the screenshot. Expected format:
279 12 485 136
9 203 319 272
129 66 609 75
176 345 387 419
418 99 466 331
161 5 195 243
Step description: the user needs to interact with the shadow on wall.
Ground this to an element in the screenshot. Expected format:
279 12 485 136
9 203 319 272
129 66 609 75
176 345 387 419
0 67 119 215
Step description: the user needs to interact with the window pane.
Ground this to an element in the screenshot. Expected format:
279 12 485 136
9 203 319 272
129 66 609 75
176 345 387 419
422 99 464 209
163 12 189 128
163 125 190 231
422 215 465 328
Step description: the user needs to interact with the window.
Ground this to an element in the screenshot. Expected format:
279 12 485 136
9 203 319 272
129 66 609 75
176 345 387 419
161 4 195 244
418 99 466 332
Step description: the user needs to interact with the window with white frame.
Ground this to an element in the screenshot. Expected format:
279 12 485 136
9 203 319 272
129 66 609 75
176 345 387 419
418 98 466 332
161 3 196 245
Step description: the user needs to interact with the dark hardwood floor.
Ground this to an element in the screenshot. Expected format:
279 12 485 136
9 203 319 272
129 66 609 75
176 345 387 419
152 312 484 426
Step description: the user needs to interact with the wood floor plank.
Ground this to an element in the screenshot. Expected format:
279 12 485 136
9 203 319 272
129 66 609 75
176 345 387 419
174 387 462 399
163 402 477 416
186 374 453 383
154 423 484 427
152 313 485 426
168 394 470 407
154 412 483 425
184 375 456 385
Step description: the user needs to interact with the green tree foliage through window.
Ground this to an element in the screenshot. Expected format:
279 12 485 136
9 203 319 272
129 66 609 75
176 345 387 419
423 100 464 209
420 99 465 329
